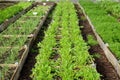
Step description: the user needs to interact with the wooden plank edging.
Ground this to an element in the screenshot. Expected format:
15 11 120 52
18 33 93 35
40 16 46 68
1 34 34 38
77 3 120 77
0 64 18 67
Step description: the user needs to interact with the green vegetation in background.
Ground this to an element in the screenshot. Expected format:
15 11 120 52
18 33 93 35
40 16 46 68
0 2 32 24
79 0 120 59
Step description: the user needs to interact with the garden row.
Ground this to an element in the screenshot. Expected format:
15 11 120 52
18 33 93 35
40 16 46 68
31 2 100 80
0 3 53 80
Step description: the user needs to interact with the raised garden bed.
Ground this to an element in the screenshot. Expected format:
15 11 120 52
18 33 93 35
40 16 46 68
0 2 55 80
19 3 56 80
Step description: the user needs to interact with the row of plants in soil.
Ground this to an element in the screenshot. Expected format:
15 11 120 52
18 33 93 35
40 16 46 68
0 5 50 80
0 2 32 24
31 1 100 80
79 0 120 59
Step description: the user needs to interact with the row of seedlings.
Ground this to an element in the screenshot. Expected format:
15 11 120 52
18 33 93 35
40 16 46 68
32 2 100 80
0 4 51 80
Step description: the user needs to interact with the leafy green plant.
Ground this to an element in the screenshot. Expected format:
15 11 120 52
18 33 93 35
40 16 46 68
92 53 101 58
81 15 87 21
87 35 98 46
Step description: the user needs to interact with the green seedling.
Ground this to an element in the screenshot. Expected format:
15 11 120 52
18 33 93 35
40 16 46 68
87 35 98 46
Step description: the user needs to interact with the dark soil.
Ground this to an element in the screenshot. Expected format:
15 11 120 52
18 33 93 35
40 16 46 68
50 52 60 61
18 3 55 80
75 4 120 80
